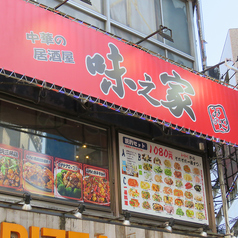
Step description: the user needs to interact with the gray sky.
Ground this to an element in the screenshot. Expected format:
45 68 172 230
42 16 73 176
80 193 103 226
200 0 238 66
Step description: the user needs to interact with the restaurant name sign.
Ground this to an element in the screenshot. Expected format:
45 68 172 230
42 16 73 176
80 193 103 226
0 222 107 238
1 0 238 145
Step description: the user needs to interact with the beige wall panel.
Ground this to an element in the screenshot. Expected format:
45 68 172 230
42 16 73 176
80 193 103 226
0 207 7 222
82 220 95 237
125 226 145 238
94 221 105 235
104 223 116 238
115 225 125 238
70 218 83 232
145 230 163 238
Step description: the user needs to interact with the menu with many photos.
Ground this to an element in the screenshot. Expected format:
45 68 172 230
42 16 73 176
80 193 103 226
119 133 208 225
0 143 110 206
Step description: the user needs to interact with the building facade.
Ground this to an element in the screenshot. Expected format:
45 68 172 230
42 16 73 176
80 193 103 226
1 1 238 238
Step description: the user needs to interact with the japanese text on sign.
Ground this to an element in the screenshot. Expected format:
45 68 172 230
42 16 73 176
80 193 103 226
0 148 18 158
123 137 147 150
26 31 75 64
85 168 106 177
26 155 51 164
58 162 78 171
86 43 196 121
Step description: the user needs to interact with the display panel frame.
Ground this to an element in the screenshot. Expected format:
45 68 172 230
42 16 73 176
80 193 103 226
118 132 209 225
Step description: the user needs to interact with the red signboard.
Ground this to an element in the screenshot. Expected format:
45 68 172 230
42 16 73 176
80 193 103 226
1 0 238 145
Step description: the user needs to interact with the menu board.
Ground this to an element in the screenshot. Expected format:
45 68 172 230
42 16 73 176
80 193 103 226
23 150 54 196
0 144 22 191
119 133 208 225
83 164 110 206
54 158 83 201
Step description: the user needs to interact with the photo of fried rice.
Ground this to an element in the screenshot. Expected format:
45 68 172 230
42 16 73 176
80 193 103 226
141 181 150 190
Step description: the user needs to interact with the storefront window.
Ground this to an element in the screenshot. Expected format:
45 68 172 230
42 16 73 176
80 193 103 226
0 101 110 206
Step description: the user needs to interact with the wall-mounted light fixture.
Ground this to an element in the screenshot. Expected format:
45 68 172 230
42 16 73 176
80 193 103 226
73 204 85 219
122 211 131 226
164 218 174 232
22 193 32 211
200 225 208 237
136 25 173 45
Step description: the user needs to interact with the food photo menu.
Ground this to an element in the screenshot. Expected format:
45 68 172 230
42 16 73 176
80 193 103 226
119 133 208 225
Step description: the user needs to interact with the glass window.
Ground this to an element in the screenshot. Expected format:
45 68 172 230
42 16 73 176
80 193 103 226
0 101 108 168
162 0 191 54
71 0 103 14
110 0 161 40
111 26 165 56
167 51 193 68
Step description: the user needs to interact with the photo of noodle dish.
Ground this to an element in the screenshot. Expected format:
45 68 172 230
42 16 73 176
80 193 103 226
24 162 53 191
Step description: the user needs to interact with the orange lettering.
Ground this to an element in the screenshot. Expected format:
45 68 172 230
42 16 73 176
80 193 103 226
41 227 66 238
30 226 40 238
97 236 107 238
0 222 28 238
66 231 89 238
